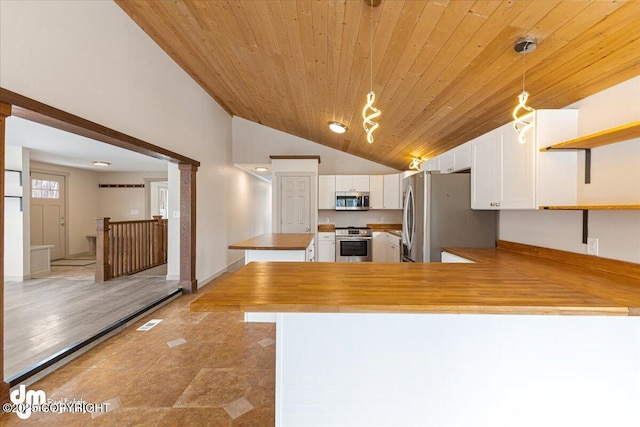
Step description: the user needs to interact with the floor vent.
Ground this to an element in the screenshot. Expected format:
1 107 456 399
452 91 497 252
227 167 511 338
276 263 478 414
137 319 164 331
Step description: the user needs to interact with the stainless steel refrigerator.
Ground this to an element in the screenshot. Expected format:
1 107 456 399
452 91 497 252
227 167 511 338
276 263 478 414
401 171 496 262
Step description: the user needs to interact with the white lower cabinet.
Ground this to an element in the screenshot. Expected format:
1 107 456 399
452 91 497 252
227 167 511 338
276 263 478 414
385 233 401 263
317 232 335 262
373 232 401 262
372 232 386 262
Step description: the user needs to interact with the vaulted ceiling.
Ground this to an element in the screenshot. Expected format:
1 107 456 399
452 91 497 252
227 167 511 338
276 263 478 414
115 0 640 171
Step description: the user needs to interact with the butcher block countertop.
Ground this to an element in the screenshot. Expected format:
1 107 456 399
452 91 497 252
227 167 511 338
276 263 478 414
228 233 314 250
193 241 640 316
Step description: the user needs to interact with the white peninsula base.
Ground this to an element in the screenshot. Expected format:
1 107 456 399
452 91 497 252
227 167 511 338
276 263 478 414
275 313 640 427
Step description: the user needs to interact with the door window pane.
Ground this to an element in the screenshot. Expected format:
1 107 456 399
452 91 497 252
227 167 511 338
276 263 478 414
32 179 60 199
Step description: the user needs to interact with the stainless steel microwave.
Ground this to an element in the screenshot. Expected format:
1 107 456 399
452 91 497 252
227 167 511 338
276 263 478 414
335 191 370 211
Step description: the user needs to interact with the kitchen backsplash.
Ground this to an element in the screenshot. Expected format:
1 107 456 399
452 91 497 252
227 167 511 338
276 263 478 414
318 210 403 228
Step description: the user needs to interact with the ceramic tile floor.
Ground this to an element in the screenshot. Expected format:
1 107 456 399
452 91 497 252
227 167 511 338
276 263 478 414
0 274 276 426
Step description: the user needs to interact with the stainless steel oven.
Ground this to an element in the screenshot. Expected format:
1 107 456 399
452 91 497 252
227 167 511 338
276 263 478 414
335 227 372 262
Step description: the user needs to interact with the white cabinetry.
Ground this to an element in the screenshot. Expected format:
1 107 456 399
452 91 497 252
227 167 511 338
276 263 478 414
318 175 336 210
383 174 401 209
423 158 439 172
369 175 384 209
471 110 578 210
335 175 370 192
385 233 401 262
373 231 401 262
438 151 455 174
429 142 472 174
372 232 386 262
317 232 335 262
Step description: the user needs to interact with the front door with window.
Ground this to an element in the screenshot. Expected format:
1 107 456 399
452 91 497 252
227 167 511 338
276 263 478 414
30 172 66 260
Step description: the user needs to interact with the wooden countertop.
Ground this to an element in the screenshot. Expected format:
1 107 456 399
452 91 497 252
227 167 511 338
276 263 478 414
193 241 640 316
228 233 314 250
367 223 402 231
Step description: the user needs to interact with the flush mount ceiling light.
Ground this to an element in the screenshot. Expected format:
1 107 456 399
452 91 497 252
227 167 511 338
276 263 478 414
92 161 111 167
362 0 381 144
255 166 268 172
409 157 425 171
328 121 348 134
512 36 537 144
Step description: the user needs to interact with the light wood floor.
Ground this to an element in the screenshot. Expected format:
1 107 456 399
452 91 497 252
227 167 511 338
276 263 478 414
4 264 179 379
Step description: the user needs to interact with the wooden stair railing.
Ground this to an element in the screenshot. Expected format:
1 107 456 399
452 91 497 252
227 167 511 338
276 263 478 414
95 216 168 281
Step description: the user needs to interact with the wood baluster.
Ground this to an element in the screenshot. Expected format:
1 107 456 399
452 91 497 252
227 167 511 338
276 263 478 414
153 215 162 267
96 217 111 282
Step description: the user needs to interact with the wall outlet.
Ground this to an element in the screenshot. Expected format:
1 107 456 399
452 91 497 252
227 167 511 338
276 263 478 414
587 237 599 256
130 209 139 215
325 217 330 223
173 211 180 218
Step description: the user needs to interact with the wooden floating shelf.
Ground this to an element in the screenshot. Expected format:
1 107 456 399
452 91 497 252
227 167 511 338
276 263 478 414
540 205 640 210
541 120 640 151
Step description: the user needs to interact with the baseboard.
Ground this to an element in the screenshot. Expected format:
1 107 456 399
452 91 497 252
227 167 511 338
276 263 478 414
196 257 245 289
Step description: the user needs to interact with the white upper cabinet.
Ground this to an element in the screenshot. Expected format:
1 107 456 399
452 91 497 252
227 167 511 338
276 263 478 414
369 175 384 209
471 109 579 210
438 151 455 174
428 141 472 174
383 174 401 209
318 175 336 209
471 130 501 209
423 158 439 171
335 175 370 192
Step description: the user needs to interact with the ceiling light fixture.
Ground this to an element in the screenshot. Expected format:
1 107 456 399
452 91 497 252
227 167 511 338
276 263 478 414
92 161 111 167
409 157 424 171
328 121 348 134
512 36 537 144
255 167 268 172
362 0 381 144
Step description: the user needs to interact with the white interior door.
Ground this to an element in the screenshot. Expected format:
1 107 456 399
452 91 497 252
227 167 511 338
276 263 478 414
281 176 311 233
30 172 66 260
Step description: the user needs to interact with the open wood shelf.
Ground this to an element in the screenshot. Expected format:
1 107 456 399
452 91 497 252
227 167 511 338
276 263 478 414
540 205 640 210
541 121 640 151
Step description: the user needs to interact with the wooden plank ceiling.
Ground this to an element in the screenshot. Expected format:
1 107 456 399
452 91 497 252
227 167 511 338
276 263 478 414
115 0 640 171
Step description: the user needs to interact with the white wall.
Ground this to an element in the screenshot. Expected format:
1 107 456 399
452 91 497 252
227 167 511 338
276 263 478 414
4 147 29 280
233 117 400 175
499 76 640 263
0 1 271 284
30 161 99 257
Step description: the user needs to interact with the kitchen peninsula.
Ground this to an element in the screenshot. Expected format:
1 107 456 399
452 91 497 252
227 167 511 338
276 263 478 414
193 241 640 426
229 233 315 264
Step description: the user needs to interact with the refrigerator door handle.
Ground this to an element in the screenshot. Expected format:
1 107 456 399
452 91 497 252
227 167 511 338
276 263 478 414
403 185 414 250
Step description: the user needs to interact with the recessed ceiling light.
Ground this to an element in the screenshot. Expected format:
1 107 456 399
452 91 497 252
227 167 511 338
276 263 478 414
92 161 111 167
255 167 268 172
328 121 348 134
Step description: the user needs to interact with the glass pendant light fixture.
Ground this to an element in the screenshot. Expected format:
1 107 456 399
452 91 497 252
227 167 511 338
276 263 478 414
362 0 381 144
512 36 537 144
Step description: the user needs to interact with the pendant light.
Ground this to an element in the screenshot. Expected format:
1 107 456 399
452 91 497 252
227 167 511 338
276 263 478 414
362 0 381 144
409 157 424 171
512 36 537 144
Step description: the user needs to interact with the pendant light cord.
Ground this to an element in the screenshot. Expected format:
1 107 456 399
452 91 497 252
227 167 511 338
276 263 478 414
370 0 373 93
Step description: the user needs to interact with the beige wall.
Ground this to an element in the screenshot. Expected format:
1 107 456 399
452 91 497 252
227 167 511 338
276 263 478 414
0 1 272 284
499 76 640 263
96 171 168 221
